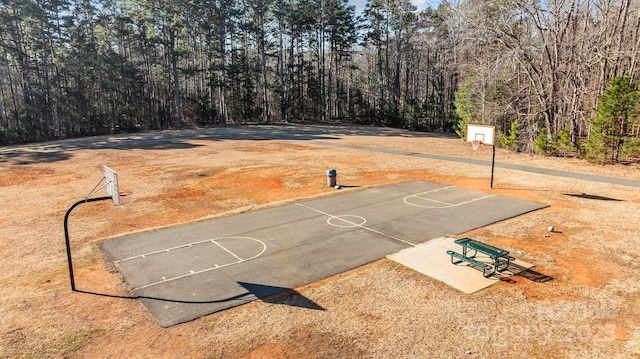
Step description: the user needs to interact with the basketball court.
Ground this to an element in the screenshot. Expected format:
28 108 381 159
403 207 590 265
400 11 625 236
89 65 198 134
98 180 547 327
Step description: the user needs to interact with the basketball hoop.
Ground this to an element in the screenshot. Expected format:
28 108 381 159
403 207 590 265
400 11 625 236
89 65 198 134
119 191 132 210
65 164 131 292
465 125 497 188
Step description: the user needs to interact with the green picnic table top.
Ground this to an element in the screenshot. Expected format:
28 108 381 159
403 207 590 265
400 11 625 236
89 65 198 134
454 237 510 258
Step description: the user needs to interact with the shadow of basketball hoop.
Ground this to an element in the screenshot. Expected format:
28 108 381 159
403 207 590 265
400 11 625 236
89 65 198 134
239 282 325 311
74 282 325 311
564 193 624 201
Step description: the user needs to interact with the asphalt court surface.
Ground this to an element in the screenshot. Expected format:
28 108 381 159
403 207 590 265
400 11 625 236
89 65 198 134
99 180 548 327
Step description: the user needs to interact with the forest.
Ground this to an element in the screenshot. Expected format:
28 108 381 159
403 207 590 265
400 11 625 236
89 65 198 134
1 0 639 162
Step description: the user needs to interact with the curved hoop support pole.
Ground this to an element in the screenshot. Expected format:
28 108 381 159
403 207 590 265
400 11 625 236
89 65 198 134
64 196 111 291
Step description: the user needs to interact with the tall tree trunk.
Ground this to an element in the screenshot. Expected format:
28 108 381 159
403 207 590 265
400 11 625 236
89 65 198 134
169 29 182 128
257 9 270 123
278 26 286 122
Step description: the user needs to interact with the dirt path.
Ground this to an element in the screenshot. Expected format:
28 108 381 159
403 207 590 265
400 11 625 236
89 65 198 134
1 124 639 358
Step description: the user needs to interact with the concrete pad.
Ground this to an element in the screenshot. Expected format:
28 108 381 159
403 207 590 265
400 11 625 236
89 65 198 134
99 181 546 326
387 237 534 294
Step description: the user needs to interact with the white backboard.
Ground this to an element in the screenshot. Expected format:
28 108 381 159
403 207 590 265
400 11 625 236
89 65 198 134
466 124 495 145
102 165 120 205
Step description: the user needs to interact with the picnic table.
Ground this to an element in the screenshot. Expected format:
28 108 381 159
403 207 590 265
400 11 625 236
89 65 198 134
446 237 513 277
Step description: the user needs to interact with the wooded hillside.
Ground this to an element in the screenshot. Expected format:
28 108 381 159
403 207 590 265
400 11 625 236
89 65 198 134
1 0 639 157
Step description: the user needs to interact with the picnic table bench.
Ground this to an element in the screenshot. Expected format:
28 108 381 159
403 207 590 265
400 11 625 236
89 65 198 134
447 237 513 277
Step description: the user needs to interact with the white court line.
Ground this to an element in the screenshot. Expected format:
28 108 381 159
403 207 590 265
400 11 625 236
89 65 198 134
212 240 244 261
456 194 496 206
327 215 366 228
134 260 243 290
115 237 226 263
116 237 267 290
295 202 417 247
403 186 455 206
407 196 456 207
404 186 496 208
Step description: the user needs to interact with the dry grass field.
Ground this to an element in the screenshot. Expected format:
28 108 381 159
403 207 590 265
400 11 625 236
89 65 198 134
1 124 639 358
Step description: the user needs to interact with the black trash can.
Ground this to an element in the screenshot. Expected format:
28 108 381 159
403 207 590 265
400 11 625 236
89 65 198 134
327 169 337 187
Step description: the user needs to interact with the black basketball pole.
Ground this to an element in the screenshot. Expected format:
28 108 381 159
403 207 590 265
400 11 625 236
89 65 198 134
490 145 496 188
64 196 111 291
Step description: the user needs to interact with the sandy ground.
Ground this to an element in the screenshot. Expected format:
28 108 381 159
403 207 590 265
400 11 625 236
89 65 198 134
1 124 639 358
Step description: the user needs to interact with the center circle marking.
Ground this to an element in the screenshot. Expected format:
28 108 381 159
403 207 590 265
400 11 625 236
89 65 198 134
327 215 367 228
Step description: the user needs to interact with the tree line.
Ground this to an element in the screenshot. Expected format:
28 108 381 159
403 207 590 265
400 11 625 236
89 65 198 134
0 0 457 143
1 0 639 163
452 0 640 162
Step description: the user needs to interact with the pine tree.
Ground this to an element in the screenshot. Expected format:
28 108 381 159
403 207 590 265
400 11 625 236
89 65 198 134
583 74 640 164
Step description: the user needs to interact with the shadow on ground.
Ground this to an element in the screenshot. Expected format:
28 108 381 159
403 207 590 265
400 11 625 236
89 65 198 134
0 124 456 164
564 193 624 201
75 281 325 311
